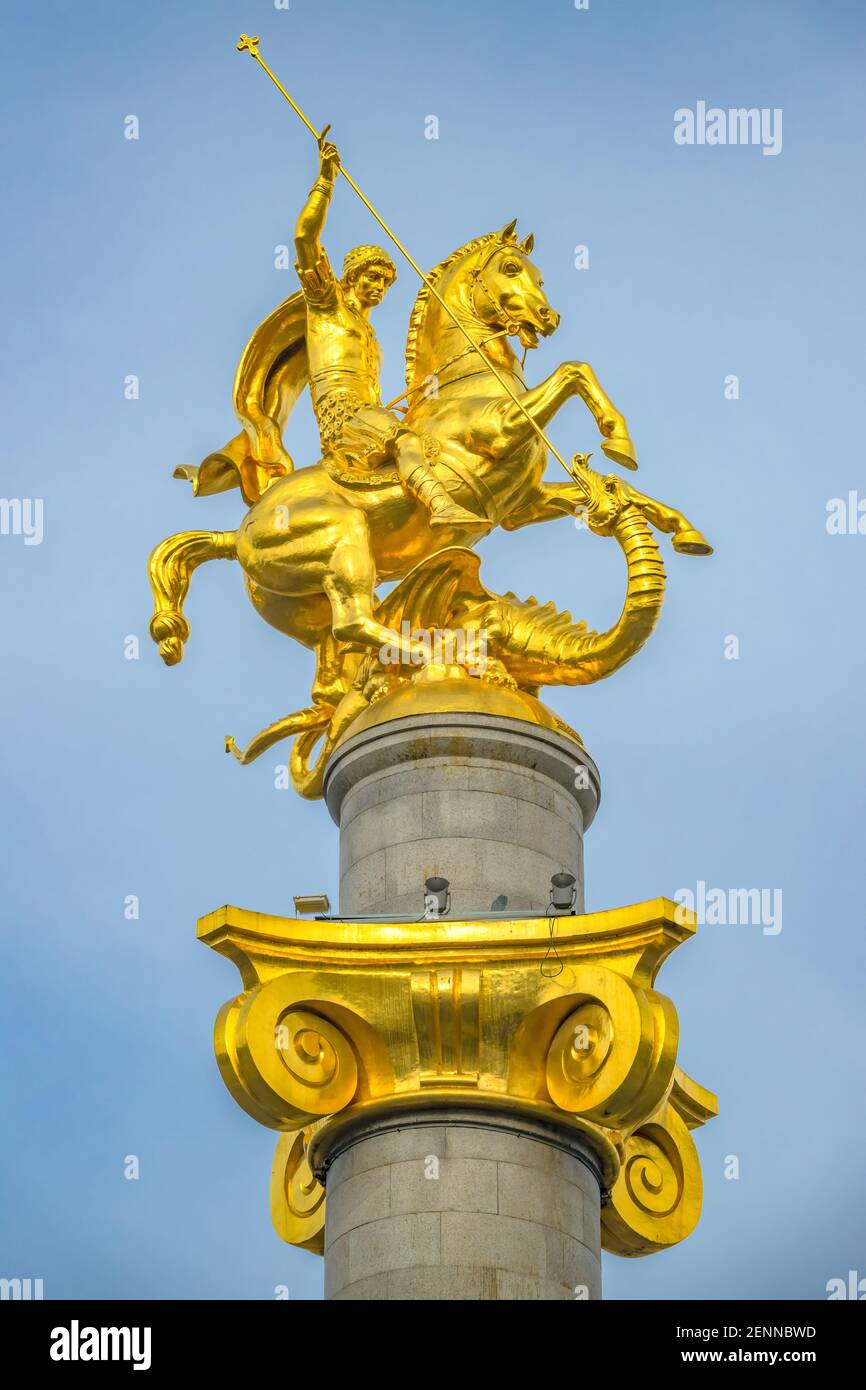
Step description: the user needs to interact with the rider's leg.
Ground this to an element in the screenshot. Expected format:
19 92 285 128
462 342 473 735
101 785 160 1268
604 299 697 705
322 511 430 663
392 430 487 529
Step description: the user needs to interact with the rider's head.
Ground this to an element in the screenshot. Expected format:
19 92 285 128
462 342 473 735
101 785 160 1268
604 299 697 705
342 246 397 308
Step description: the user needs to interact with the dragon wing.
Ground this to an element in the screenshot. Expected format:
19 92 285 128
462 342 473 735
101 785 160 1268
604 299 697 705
374 547 490 632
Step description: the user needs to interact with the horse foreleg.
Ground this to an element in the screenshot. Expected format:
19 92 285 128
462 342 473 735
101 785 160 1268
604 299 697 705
567 363 636 468
500 481 585 532
618 480 713 554
492 362 636 468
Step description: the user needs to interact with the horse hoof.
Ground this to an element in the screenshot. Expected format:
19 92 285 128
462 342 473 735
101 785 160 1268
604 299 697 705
601 435 638 470
673 529 713 556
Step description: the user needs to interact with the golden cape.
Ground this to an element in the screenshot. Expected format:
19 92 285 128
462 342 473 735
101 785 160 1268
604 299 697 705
174 292 309 506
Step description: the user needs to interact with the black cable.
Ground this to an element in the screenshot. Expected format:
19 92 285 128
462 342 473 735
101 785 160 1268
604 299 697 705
540 904 564 978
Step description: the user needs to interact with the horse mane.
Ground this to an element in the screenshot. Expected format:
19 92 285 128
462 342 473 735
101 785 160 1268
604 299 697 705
404 231 501 390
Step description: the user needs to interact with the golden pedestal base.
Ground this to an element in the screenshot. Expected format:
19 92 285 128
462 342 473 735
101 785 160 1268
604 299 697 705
200 895 716 1260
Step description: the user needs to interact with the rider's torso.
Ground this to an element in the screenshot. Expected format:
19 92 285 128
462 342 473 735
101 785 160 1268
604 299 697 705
306 289 383 408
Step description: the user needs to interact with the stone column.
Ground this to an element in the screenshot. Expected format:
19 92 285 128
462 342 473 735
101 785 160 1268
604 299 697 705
311 711 603 1299
200 706 716 1303
324 713 600 919
317 1107 602 1301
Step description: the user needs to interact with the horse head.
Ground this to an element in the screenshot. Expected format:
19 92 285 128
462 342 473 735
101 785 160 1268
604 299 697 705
468 220 560 349
405 222 560 391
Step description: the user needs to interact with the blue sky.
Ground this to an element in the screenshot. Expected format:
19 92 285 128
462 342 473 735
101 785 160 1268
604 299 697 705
2 0 865 1299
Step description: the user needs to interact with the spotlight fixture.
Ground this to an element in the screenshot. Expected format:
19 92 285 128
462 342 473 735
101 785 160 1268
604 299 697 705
293 893 331 916
549 871 576 916
423 877 451 919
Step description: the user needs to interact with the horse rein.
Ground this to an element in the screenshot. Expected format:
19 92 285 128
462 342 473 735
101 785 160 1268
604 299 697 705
382 328 509 411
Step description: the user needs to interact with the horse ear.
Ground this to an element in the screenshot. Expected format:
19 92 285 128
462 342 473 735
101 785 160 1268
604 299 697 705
520 232 535 253
498 218 518 242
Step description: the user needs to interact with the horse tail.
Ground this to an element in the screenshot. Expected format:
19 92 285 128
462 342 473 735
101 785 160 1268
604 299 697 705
147 530 236 665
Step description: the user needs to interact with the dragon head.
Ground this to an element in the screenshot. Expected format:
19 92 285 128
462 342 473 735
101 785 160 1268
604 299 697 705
570 454 635 537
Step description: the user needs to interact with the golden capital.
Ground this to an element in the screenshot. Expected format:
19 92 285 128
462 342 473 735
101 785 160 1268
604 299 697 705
200 896 716 1259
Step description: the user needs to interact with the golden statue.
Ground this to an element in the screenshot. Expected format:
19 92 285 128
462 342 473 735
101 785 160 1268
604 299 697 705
148 34 712 798
153 38 718 1284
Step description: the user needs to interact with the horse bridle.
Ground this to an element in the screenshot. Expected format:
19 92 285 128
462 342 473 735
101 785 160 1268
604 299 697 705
468 237 525 339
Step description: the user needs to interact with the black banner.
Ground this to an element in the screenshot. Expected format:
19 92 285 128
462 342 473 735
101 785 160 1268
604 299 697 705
4 1298 860 1374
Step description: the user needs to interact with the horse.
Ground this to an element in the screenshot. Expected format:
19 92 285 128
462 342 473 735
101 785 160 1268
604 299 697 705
148 222 706 712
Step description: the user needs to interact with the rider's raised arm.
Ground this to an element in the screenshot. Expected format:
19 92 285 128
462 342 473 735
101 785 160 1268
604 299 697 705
294 137 339 273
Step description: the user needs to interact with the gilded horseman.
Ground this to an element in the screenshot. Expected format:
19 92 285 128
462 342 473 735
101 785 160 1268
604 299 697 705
153 35 712 763
294 134 482 529
176 132 482 527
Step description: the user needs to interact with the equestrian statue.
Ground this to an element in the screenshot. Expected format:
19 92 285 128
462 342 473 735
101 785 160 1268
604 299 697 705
147 35 712 799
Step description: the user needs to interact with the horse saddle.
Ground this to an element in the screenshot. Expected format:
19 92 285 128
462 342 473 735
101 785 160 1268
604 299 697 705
320 449 400 490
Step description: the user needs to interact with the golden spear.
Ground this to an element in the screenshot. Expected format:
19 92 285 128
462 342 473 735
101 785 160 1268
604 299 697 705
235 33 587 492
